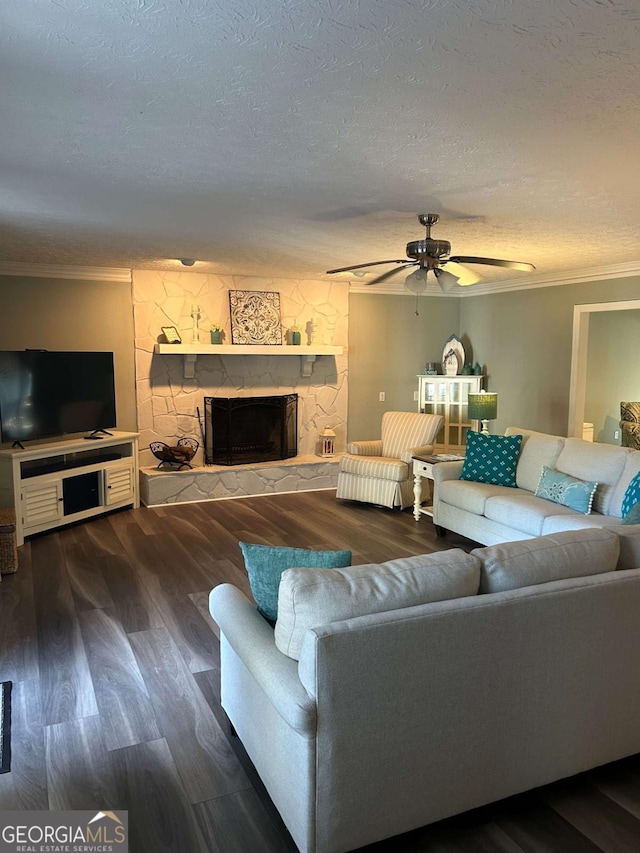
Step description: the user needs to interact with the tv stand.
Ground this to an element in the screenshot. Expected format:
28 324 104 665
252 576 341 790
0 431 139 545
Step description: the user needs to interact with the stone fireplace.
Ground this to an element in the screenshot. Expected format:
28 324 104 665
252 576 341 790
132 270 348 504
204 394 298 465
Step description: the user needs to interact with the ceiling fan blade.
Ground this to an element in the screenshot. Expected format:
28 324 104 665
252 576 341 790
367 263 416 285
441 261 481 287
447 255 536 272
326 259 409 274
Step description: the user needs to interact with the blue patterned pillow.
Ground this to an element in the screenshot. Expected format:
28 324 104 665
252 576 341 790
239 542 352 623
535 466 597 514
460 431 522 487
621 471 640 517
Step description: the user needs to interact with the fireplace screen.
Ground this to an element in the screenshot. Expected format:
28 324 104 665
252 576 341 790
204 394 298 465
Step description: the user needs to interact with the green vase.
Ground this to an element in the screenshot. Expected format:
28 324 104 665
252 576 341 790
291 330 301 346
210 330 222 344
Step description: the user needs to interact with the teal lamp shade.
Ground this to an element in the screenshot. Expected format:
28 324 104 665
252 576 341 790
468 392 498 434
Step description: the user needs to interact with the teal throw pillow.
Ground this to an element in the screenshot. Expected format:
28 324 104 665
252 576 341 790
238 542 352 623
460 431 522 487
621 471 640 517
622 502 640 525
535 466 597 514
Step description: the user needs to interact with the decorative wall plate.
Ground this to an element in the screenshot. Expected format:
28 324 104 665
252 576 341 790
229 290 283 345
441 334 465 375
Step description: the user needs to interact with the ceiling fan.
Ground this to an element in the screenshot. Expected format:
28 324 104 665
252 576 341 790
326 213 536 293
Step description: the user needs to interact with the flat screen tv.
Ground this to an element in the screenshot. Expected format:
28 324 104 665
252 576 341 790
0 351 117 444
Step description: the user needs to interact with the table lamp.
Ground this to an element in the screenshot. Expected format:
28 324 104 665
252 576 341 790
468 391 498 435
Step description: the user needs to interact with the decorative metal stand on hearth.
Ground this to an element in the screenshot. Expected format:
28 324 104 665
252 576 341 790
149 437 200 470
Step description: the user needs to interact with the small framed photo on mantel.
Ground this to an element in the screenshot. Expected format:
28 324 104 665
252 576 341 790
161 326 182 344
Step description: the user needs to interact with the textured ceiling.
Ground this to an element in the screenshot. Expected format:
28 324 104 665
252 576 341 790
2 0 640 289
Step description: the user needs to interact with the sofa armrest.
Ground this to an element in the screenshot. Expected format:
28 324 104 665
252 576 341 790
400 443 435 464
209 584 316 734
346 439 383 456
432 459 464 484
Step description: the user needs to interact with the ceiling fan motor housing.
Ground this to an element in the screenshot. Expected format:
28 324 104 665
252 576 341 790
406 239 451 263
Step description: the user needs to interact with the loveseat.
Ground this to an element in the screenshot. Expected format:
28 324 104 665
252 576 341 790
210 526 640 853
432 426 640 546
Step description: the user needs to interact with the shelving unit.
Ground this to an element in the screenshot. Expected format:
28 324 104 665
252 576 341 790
417 375 483 452
0 430 139 545
154 343 344 378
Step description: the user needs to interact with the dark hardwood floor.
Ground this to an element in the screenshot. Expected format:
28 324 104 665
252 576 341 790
1 490 639 852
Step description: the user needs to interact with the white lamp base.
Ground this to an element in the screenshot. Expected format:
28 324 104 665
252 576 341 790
480 419 490 435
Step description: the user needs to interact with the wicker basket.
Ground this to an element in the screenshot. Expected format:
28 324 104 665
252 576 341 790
0 508 18 575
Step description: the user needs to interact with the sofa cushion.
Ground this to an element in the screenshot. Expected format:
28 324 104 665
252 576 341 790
615 525 640 568
239 542 352 623
484 490 579 537
460 431 522 487
534 466 598 514
506 427 565 492
274 550 481 660
554 438 628 515
622 503 640 525
438 479 511 516
541 513 623 535
472 528 620 594
339 454 408 482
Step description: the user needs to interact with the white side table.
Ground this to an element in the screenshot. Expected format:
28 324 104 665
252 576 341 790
413 457 436 521
412 454 465 522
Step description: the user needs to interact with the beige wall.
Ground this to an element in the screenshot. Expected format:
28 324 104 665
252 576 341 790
586 309 640 444
458 275 640 436
2 269 639 454
0 275 137 436
347 293 459 441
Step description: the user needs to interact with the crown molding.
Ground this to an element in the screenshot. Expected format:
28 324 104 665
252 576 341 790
348 281 450 296
0 262 132 282
348 260 640 297
1 258 639 291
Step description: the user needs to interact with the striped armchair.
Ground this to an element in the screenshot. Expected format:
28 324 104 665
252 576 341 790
336 411 443 509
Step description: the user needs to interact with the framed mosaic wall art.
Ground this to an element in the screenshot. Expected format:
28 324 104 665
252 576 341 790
229 290 283 345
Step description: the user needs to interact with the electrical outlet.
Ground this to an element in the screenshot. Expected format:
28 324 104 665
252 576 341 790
413 390 419 401
379 391 385 402
614 429 620 440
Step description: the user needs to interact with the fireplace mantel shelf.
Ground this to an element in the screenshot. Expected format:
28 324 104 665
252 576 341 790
154 343 344 378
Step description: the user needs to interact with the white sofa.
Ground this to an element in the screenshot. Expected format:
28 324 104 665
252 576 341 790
433 426 640 546
210 527 640 853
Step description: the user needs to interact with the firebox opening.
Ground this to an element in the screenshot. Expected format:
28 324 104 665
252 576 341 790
204 394 298 466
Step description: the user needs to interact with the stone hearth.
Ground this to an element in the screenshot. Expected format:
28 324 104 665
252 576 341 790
140 454 340 506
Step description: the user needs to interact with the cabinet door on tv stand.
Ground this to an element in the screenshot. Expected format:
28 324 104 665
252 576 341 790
21 480 64 531
104 463 135 506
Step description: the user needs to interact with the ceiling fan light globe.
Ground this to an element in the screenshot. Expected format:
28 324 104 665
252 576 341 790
404 267 429 294
433 268 460 292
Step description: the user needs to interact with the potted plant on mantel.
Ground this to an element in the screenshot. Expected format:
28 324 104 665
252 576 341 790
210 324 224 344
